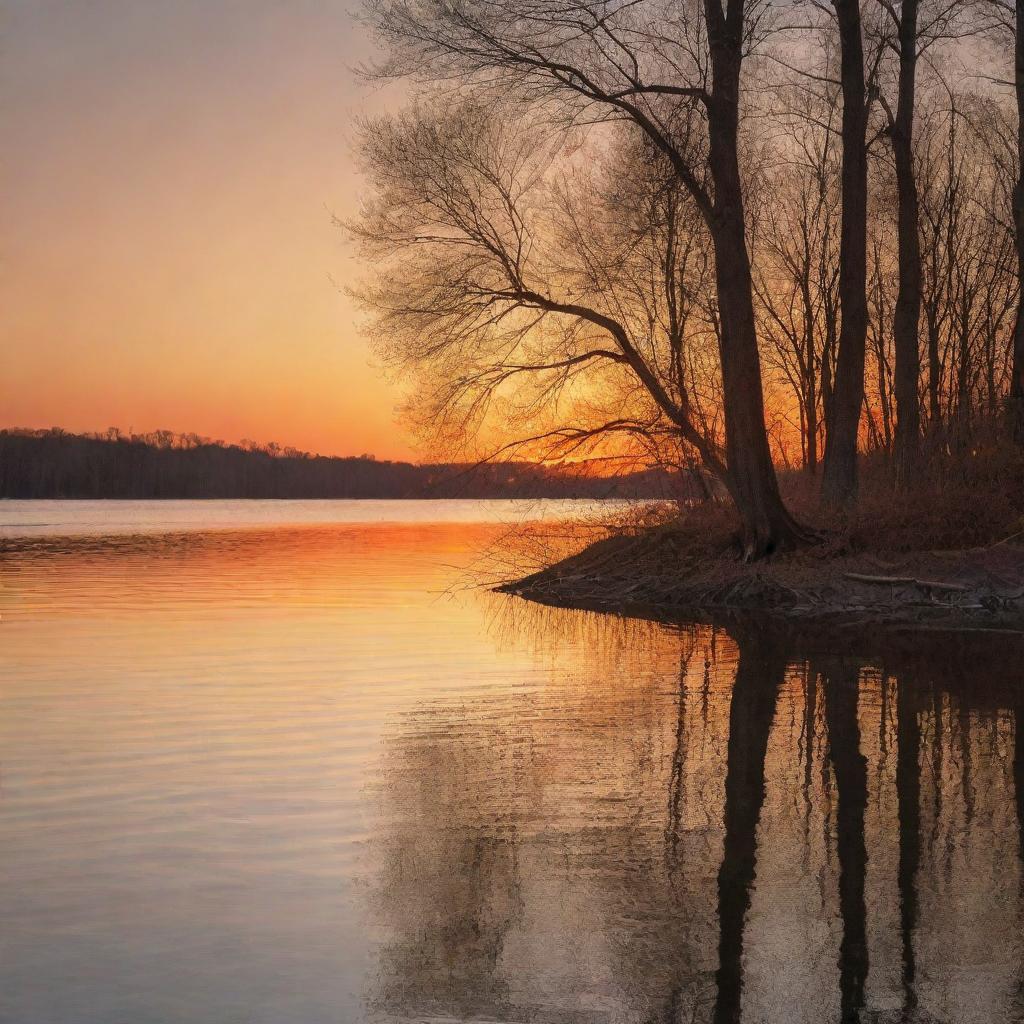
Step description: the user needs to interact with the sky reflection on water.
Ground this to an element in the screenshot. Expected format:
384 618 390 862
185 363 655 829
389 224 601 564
1 504 1022 1023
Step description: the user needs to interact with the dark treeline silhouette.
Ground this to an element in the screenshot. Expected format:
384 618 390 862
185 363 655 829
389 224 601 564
0 428 693 500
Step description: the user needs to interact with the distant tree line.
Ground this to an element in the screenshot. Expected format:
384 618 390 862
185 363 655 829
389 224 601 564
0 428 693 500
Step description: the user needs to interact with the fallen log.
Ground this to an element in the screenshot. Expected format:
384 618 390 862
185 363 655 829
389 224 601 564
915 579 972 593
844 572 971 593
845 572 916 586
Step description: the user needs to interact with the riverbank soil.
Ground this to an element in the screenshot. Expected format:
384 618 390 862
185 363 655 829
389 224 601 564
500 453 1024 630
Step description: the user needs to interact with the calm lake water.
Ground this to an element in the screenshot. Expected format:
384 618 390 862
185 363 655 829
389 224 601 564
2 500 1023 1024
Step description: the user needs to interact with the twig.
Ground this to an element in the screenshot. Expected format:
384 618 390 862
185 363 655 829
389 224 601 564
990 529 1024 549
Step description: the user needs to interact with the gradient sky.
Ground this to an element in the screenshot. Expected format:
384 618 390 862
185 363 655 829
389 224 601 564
2 0 415 460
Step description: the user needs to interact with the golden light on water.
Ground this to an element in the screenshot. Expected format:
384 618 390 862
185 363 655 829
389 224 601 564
3 507 1024 1021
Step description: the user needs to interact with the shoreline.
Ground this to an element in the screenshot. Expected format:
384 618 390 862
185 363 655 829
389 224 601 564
498 525 1024 634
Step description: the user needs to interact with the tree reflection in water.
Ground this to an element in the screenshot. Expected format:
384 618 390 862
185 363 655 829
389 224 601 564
367 609 1024 1023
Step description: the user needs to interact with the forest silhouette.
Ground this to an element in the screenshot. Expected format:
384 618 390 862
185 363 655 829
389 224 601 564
0 428 689 500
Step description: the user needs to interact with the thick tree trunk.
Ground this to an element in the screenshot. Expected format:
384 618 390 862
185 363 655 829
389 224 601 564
706 6 808 557
822 0 870 508
1012 2 1024 439
892 0 922 488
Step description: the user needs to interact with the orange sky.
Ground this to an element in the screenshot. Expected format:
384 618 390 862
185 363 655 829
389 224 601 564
1 0 415 461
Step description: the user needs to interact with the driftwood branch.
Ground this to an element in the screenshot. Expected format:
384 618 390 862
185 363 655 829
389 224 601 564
844 572 970 592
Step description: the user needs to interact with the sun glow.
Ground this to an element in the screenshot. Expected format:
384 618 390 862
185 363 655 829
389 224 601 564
2 1 412 461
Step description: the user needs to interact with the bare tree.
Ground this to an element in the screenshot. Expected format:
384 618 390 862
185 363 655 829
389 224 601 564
864 229 896 455
872 1 982 483
753 74 839 471
875 0 923 484
350 0 1024 539
985 0 1024 437
350 103 734 494
361 0 809 556
755 77 842 472
918 94 1018 442
817 0 873 507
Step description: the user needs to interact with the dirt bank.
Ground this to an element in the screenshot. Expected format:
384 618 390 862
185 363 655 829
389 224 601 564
498 520 1024 632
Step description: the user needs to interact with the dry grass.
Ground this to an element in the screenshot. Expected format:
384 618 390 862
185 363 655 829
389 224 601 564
571 438 1024 557
840 445 1024 552
501 439 1024 629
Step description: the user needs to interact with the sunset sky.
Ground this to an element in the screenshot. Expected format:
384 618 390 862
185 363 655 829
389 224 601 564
2 0 415 460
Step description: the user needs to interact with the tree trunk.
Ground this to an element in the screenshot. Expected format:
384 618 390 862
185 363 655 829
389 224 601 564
705 4 808 557
804 286 819 472
806 382 819 473
1012 2 1024 439
926 306 942 428
822 0 870 507
892 0 922 488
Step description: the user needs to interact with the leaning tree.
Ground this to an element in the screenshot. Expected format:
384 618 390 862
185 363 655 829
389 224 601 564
351 103 731 500
360 0 810 557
